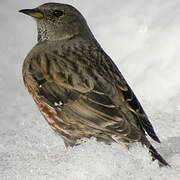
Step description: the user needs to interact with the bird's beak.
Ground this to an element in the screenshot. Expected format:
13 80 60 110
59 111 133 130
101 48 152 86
19 8 44 19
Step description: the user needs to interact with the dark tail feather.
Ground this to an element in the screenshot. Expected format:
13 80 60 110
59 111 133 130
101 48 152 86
141 136 170 167
149 144 170 167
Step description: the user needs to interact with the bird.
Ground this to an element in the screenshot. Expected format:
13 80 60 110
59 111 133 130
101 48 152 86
19 2 169 166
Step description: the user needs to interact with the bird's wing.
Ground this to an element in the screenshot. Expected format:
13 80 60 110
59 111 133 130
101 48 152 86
115 82 160 142
29 43 160 143
104 52 160 143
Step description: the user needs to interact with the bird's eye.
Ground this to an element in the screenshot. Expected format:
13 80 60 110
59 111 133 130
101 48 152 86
53 10 64 17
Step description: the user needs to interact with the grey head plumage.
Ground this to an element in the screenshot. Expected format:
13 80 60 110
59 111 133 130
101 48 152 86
19 3 96 42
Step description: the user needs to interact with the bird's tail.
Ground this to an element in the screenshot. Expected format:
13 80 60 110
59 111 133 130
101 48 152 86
141 136 170 167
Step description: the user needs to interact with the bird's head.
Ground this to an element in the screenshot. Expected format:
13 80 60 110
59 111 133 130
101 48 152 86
19 3 93 42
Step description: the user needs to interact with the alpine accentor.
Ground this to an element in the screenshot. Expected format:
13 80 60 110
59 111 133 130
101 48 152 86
19 2 169 166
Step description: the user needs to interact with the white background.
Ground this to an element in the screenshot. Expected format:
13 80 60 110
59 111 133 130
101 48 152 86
0 0 180 179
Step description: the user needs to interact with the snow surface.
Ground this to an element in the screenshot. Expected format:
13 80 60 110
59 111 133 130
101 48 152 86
1 0 180 179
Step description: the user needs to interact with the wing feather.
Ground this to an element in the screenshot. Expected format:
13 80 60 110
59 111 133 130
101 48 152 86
29 42 160 143
116 83 160 142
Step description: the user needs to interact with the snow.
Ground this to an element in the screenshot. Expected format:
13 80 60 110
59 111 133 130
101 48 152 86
1 0 180 179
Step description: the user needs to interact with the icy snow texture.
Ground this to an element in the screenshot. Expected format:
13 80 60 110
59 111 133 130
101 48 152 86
1 0 180 179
